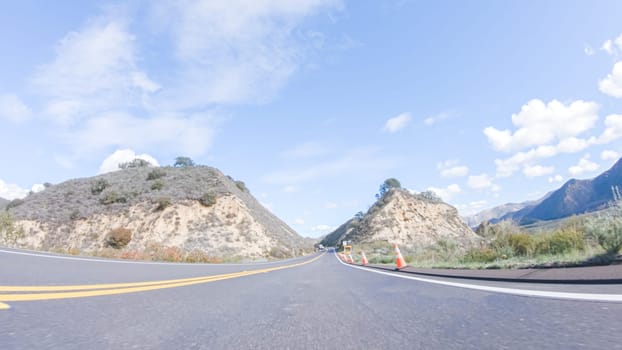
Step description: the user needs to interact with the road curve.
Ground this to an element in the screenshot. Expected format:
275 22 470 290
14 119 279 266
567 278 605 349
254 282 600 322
1 247 621 349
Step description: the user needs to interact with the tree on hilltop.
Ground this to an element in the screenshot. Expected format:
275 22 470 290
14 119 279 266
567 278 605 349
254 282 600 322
174 156 195 167
376 178 402 199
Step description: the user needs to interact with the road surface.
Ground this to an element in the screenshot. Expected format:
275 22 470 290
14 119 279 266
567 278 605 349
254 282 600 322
1 247 621 349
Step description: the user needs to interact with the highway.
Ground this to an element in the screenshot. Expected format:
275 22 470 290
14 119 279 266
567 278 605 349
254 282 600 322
1 247 621 349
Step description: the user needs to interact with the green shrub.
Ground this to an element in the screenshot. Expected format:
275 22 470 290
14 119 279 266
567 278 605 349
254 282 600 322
199 192 217 207
585 204 622 253
462 247 497 263
535 230 585 255
508 233 535 256
99 191 127 205
0 212 24 243
155 197 171 211
91 179 109 195
105 228 132 249
151 180 164 191
147 168 166 181
69 209 82 221
235 181 248 193
119 158 152 169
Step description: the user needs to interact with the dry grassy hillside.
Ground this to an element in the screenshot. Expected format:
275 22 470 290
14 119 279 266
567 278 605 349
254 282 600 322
1 166 311 260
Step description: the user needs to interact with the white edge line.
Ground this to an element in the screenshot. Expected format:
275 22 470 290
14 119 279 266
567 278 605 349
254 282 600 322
333 252 622 303
0 247 315 267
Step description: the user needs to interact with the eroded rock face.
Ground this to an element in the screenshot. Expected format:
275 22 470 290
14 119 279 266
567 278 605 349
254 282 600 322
323 189 480 250
1 167 309 259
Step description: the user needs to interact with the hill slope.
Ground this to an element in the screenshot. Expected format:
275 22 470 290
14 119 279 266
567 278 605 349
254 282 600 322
1 166 309 259
322 189 480 250
0 197 7 210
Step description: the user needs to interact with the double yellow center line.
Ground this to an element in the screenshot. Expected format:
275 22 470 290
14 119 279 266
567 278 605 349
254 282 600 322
0 253 323 310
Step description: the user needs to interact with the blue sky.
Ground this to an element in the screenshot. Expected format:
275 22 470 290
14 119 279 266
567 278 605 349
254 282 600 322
1 1 622 237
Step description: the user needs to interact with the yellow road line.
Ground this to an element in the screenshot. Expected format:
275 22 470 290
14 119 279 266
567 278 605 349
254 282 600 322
0 274 244 292
0 253 322 307
0 302 10 310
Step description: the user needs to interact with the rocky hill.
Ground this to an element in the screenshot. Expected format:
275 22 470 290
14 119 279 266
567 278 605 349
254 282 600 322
0 197 7 210
1 166 310 259
322 188 480 250
472 157 622 226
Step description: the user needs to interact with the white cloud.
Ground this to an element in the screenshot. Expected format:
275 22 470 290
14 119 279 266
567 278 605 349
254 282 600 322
584 46 595 56
325 202 338 209
568 154 599 176
522 164 554 178
601 150 620 161
484 99 599 152
427 184 461 202
423 112 450 126
383 112 411 133
294 218 305 225
151 0 342 106
599 62 622 98
601 34 622 56
602 39 614 55
281 142 330 158
31 184 45 193
32 21 159 125
283 185 298 193
598 114 622 144
0 94 32 123
311 224 334 232
467 173 500 192
0 179 29 200
99 149 160 174
65 111 215 157
437 159 469 178
548 175 564 183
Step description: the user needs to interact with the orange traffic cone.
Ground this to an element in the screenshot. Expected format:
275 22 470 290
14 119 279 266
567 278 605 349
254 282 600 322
393 243 407 270
361 252 368 266
347 254 354 264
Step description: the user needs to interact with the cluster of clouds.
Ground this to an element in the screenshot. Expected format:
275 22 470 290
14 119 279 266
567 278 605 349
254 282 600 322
0 0 343 165
430 33 622 209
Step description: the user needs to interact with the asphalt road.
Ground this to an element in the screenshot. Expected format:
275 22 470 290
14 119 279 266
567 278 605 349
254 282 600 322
1 247 621 350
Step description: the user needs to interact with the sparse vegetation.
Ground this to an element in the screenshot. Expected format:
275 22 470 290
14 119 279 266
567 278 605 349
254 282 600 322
235 180 248 193
151 180 164 191
90 179 109 195
99 191 127 205
147 168 166 181
119 158 152 169
5 198 25 210
105 228 132 249
154 197 172 211
0 212 24 244
69 209 82 221
585 202 622 254
199 192 217 207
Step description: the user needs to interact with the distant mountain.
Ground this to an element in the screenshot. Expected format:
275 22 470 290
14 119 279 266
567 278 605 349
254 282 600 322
471 157 622 226
321 188 480 250
465 191 553 227
1 166 310 259
520 158 622 224
0 197 8 210
464 202 531 228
